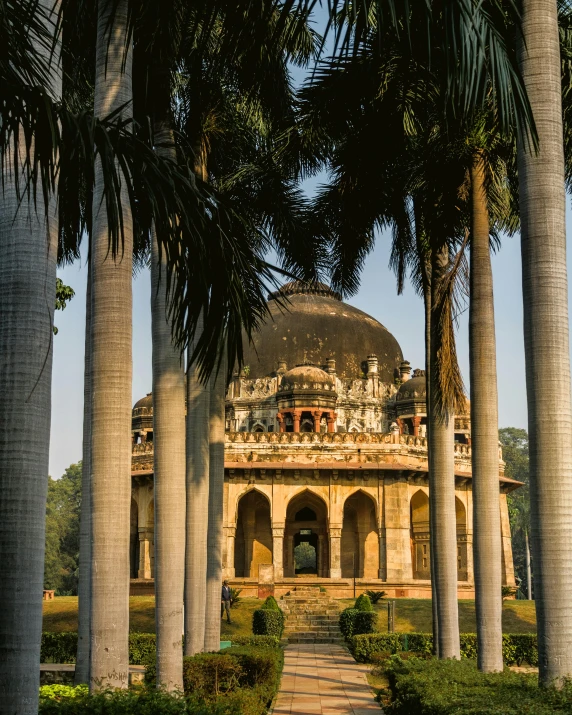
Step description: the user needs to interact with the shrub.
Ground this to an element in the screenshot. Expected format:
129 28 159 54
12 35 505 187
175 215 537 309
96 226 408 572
252 609 284 639
502 586 518 601
340 608 377 639
354 594 374 612
39 685 88 701
382 656 572 714
365 590 386 604
230 635 280 649
349 633 539 666
41 633 158 665
261 595 280 611
38 689 238 714
252 596 284 638
183 653 243 696
229 588 242 608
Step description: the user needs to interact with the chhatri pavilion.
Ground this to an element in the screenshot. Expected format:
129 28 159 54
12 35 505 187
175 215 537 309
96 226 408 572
129 281 519 598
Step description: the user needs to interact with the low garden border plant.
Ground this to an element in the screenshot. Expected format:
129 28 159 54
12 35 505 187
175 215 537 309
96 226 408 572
252 596 285 639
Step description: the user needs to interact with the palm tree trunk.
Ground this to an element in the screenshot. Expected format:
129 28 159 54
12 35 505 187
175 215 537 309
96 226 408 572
469 150 503 672
76 256 92 684
0 2 60 709
151 110 186 690
525 529 532 600
517 0 572 685
185 316 211 656
89 0 133 689
429 245 460 660
204 354 227 652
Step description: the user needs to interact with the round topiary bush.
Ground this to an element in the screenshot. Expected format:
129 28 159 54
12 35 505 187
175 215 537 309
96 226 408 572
354 593 374 612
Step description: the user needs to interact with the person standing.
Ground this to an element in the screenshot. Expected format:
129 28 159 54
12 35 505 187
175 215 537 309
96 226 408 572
221 580 232 624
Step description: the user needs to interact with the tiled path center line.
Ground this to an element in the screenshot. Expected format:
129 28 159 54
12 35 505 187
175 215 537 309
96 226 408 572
273 644 381 715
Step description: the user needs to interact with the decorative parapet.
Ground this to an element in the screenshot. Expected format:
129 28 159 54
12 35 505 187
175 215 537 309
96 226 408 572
133 442 154 454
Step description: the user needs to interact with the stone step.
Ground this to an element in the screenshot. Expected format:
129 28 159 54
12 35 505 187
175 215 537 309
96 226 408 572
287 636 345 645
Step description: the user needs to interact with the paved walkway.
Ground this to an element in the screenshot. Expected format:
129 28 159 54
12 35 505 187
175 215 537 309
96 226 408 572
273 644 381 715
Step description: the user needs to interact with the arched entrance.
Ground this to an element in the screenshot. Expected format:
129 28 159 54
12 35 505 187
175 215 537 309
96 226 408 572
284 490 329 577
410 490 430 579
234 490 272 578
456 497 468 581
341 490 379 578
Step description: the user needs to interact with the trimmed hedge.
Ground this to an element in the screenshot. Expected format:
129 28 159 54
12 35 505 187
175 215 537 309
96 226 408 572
354 594 374 612
252 596 285 639
230 635 280 649
349 632 538 666
41 632 157 665
339 608 377 639
382 656 572 714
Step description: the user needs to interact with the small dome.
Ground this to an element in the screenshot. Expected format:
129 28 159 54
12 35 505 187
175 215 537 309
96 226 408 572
133 393 153 413
279 364 336 393
397 373 426 401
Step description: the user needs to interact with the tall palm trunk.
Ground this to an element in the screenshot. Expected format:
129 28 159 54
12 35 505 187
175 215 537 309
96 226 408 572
151 100 186 690
204 354 227 652
469 150 503 672
428 246 460 660
517 0 572 685
0 2 60 708
525 529 532 600
89 0 133 689
76 257 92 684
185 315 211 655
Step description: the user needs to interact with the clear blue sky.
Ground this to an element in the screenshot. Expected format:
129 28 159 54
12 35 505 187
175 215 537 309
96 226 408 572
47 6 572 477
50 203 572 478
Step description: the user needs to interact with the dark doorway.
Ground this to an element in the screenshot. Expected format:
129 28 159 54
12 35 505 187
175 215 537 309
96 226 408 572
294 531 318 574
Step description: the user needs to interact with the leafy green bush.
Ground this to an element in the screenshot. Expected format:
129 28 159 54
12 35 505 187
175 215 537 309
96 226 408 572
383 656 572 714
41 633 158 665
39 685 88 701
349 633 539 665
261 596 280 611
230 635 280 649
229 588 242 607
354 594 374 612
252 609 284 639
340 608 377 639
252 596 284 638
39 689 239 714
365 590 386 604
183 653 243 696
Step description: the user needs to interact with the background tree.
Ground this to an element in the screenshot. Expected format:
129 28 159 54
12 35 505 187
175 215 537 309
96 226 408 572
44 463 82 595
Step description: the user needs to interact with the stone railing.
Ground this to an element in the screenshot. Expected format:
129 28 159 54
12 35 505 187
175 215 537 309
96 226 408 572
132 442 154 454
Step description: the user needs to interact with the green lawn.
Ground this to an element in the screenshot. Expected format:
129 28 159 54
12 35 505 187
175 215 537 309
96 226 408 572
43 596 537 636
339 598 537 634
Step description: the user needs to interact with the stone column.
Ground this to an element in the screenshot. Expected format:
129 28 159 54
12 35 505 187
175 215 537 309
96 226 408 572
411 416 422 437
326 411 337 433
499 492 516 586
277 412 285 433
383 473 413 580
292 409 301 433
329 526 342 578
378 527 386 579
312 410 322 433
225 527 236 578
138 529 152 579
396 417 404 435
272 526 284 579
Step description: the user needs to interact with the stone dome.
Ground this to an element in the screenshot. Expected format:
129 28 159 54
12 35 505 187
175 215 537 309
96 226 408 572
242 281 403 381
133 393 153 415
396 374 427 402
279 364 336 393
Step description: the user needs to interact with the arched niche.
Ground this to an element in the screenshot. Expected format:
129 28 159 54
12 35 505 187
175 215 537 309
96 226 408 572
284 489 329 577
130 498 139 579
455 496 468 581
410 490 430 579
234 489 272 578
341 490 379 579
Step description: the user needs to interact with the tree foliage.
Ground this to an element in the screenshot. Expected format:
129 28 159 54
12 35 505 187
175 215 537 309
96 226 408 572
500 428 531 594
44 462 81 594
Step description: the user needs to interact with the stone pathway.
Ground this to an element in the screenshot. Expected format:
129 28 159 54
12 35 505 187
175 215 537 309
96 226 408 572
273 644 381 715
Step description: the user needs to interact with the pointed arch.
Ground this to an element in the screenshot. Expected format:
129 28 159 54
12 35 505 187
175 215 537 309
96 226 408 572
342 489 379 579
411 489 430 580
234 488 272 578
284 488 329 578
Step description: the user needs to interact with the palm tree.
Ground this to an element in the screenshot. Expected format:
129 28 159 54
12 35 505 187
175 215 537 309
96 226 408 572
88 0 133 689
517 0 572 685
468 147 503 672
0 1 61 709
204 355 227 652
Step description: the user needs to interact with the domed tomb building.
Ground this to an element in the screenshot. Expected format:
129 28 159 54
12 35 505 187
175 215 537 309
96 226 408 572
130 282 519 597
